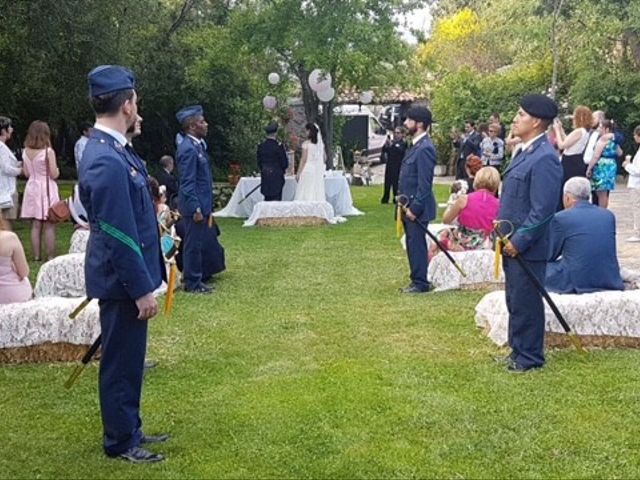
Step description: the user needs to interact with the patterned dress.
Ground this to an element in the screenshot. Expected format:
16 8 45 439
591 140 618 192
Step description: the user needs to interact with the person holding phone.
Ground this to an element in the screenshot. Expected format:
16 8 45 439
380 127 407 204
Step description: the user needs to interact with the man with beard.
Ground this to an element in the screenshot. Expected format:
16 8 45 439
79 65 167 463
398 106 437 293
498 94 562 373
175 105 214 294
257 122 288 201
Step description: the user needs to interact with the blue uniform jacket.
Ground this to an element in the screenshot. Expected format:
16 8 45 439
498 136 562 260
546 201 624 293
257 138 288 197
176 135 213 216
398 134 437 221
79 130 164 300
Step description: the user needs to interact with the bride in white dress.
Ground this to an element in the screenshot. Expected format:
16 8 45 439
294 123 326 201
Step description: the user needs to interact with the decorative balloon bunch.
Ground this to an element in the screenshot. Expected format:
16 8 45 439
308 68 335 103
263 72 282 110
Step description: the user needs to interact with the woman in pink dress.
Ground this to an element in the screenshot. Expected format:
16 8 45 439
20 121 60 261
431 166 501 257
0 212 32 304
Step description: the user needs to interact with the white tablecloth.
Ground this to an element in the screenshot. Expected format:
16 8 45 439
215 175 364 218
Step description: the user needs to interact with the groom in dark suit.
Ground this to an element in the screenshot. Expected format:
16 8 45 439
498 94 562 373
398 106 437 294
257 122 289 201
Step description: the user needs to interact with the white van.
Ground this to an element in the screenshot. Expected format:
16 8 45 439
334 104 388 162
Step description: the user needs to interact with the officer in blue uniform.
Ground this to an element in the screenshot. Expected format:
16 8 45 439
398 106 437 293
79 65 167 463
257 122 289 201
175 105 214 294
498 94 562 373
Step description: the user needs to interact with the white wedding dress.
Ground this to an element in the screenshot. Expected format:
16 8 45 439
294 139 326 201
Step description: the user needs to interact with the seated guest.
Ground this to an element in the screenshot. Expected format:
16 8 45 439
546 177 624 293
148 177 170 218
464 154 483 194
0 212 32 304
432 166 500 255
156 155 179 209
446 179 468 209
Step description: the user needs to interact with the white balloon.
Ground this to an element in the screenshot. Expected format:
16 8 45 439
309 69 332 92
359 91 373 104
317 87 335 103
262 95 277 110
268 72 280 85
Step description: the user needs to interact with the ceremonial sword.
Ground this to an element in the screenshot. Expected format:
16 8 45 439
238 183 262 204
396 194 467 277
493 220 586 354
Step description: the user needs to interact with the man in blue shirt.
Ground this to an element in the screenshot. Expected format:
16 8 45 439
498 94 562 373
175 105 214 294
398 106 437 293
79 65 167 463
546 176 624 293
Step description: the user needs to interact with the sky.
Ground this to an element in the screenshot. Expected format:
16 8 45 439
398 6 433 44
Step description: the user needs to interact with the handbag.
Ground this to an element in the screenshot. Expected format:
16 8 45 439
44 147 70 223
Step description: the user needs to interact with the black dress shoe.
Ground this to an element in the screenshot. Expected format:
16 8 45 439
399 285 428 294
506 360 541 374
141 433 170 444
185 285 213 294
116 446 164 464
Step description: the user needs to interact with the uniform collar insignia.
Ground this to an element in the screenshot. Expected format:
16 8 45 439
130 167 137 177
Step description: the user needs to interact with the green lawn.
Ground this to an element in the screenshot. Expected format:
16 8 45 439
2 185 640 479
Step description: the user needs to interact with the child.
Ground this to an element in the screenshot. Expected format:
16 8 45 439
447 179 469 208
623 125 640 242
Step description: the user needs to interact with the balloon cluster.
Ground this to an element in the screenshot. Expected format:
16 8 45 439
308 69 335 103
263 72 281 111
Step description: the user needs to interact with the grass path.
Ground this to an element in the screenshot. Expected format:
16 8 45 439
1 185 640 478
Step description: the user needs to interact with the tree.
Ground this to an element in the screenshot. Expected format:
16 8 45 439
230 0 422 167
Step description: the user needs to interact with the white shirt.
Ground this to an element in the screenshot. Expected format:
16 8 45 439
0 141 21 205
93 123 127 147
520 133 546 153
562 128 589 156
412 131 427 146
187 134 206 149
625 147 640 189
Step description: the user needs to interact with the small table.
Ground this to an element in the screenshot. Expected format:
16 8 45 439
214 175 364 218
